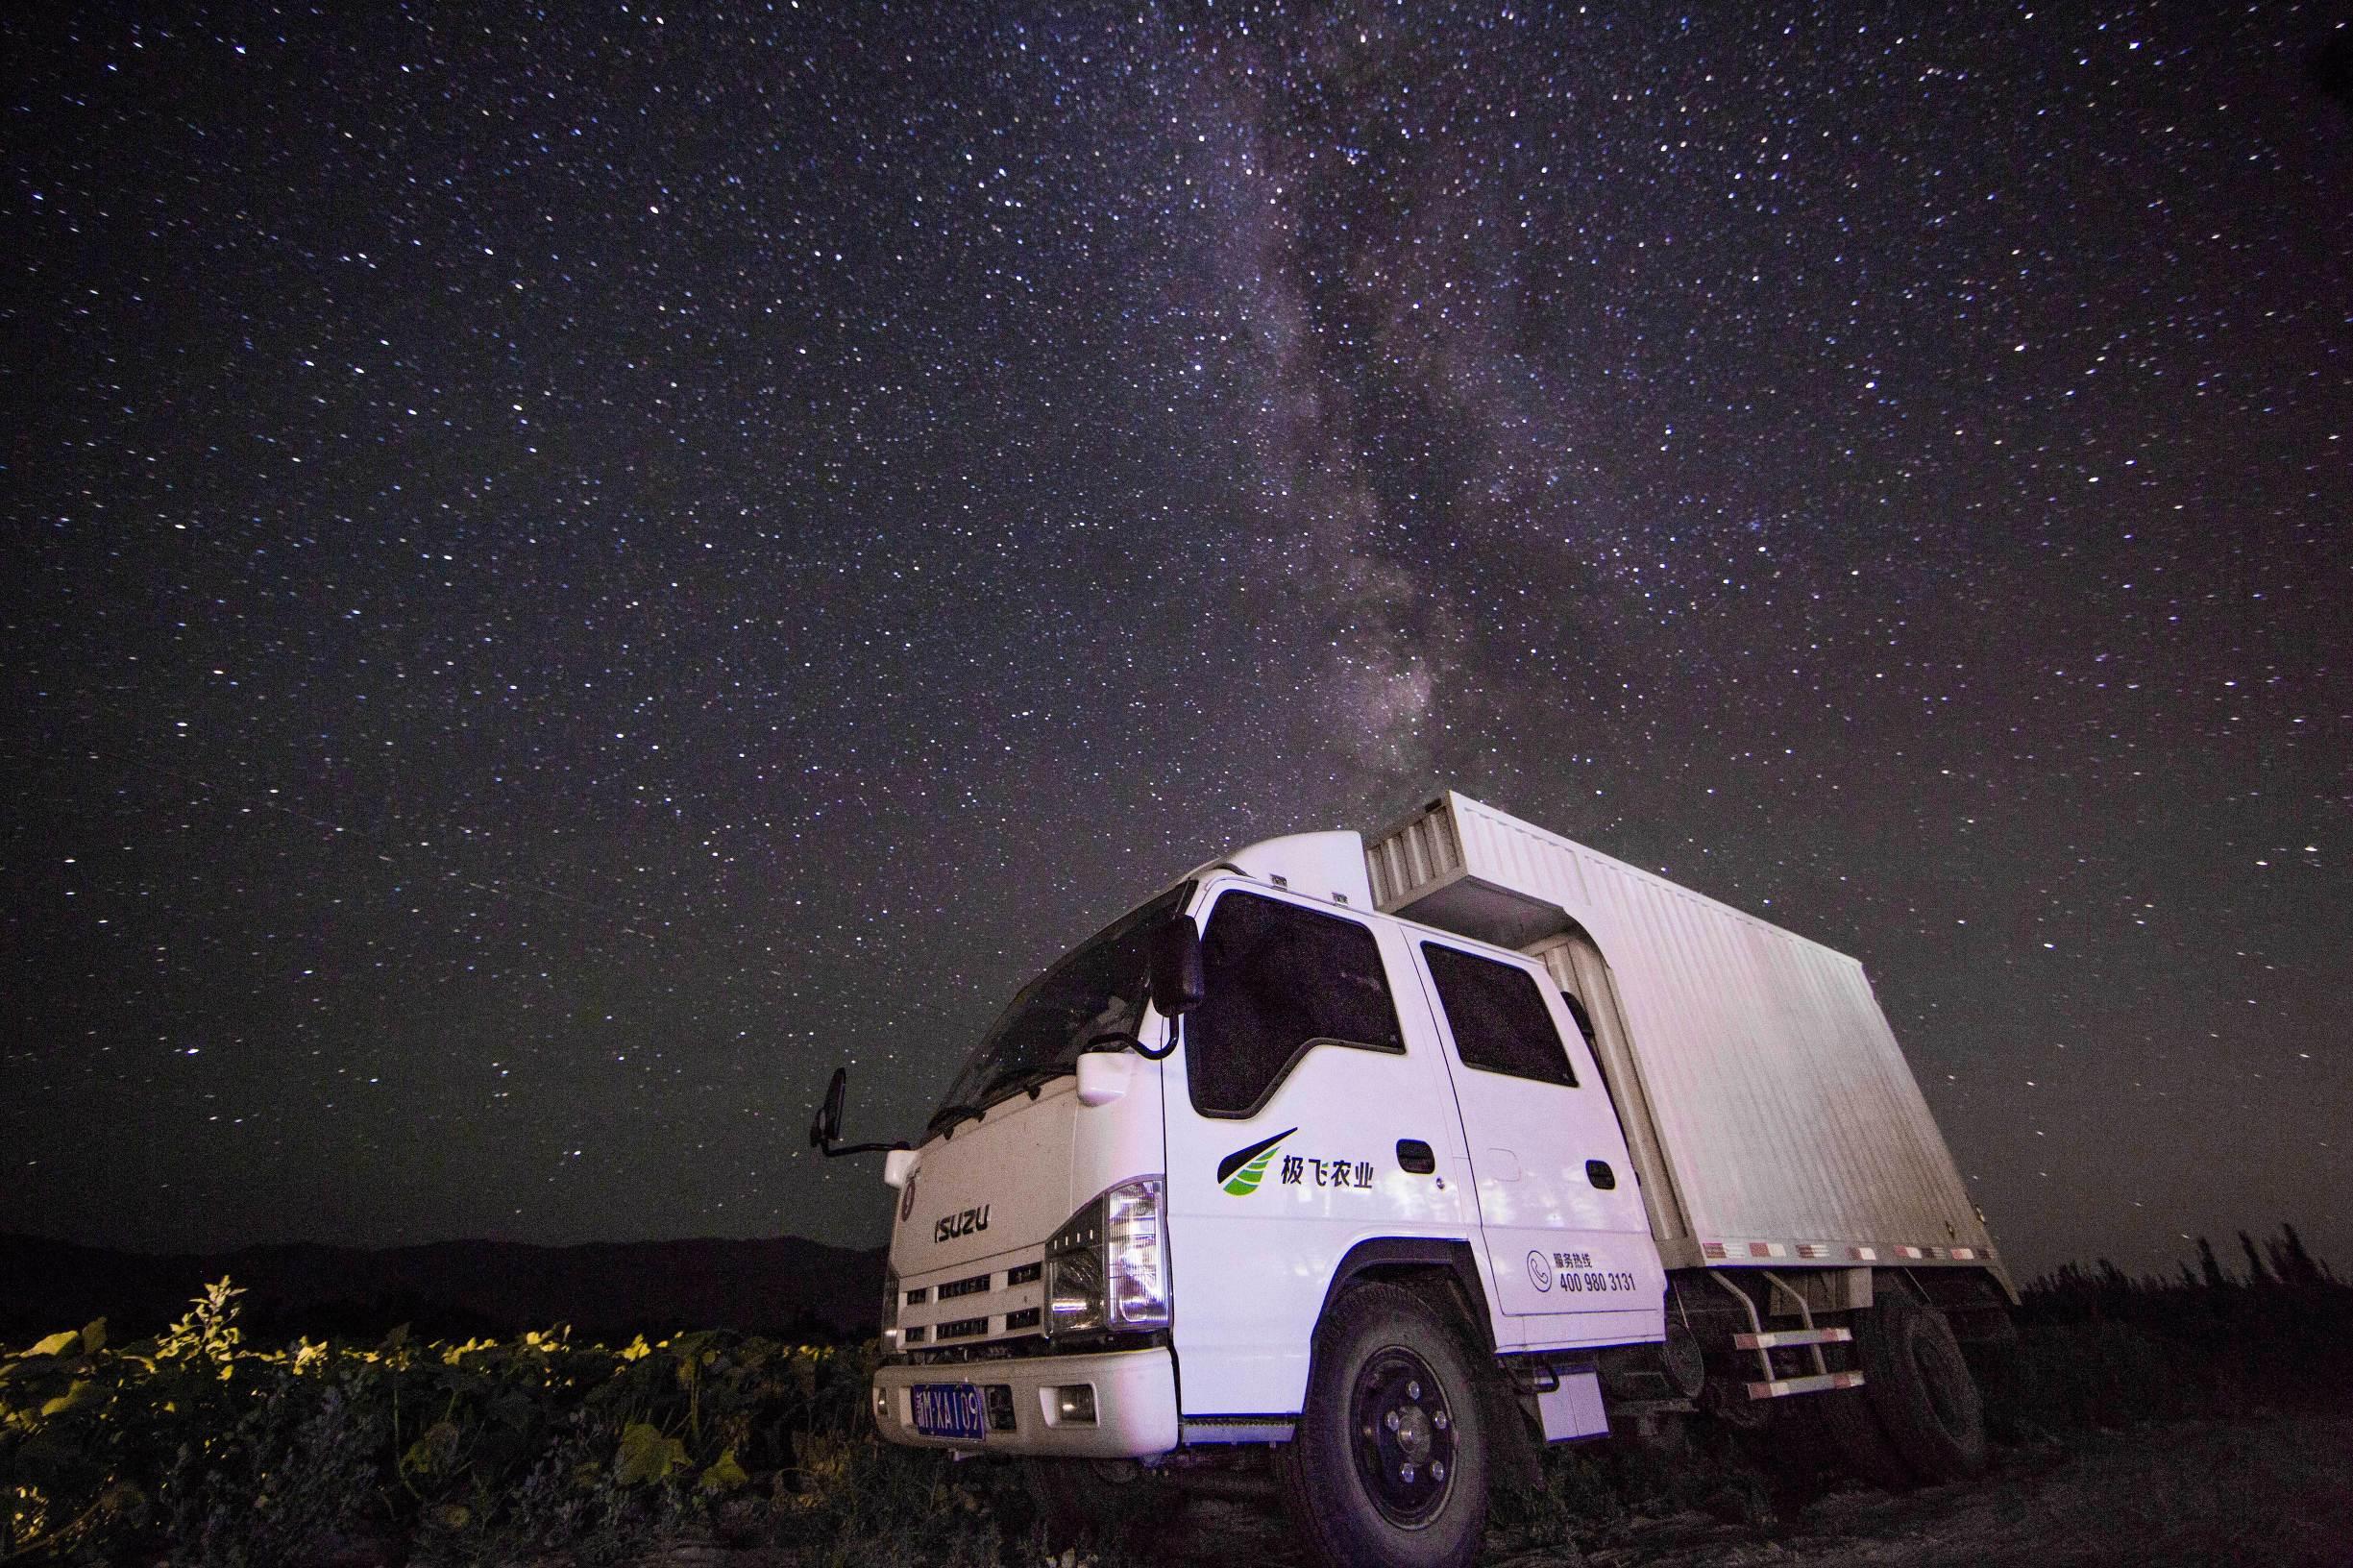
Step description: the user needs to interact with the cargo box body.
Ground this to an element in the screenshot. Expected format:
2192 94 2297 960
1367 793 2007 1293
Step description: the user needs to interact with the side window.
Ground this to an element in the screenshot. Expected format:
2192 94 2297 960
1188 891 1406 1118
1422 943 1579 1088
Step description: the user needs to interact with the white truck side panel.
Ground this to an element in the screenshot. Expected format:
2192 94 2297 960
1368 794 1998 1277
1161 881 1490 1416
1398 935 1665 1346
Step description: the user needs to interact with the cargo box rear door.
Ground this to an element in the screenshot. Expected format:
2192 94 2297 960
1408 938 1664 1345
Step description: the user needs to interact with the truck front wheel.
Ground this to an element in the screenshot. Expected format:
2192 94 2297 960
1855 1292 1986 1482
1279 1282 1489 1568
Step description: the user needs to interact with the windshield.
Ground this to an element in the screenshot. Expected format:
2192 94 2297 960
931 882 1192 1130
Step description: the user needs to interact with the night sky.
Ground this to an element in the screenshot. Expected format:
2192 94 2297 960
5 3 2347 1284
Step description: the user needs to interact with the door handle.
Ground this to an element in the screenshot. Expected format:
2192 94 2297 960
1585 1159 1617 1189
1397 1139 1436 1175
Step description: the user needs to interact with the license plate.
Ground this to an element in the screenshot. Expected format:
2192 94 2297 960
909 1383 987 1441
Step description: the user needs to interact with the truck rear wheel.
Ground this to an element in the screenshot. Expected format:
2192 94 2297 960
1811 1384 1917 1491
1854 1293 1986 1482
1279 1282 1489 1568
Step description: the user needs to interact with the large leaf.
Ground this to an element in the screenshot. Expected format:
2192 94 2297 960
20 1331 79 1359
613 1421 686 1486
487 1387 538 1433
40 1379 96 1418
402 1420 461 1478
699 1448 748 1492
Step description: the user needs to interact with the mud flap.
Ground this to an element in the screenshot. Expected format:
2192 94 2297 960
1483 1368 1544 1494
1537 1371 1609 1440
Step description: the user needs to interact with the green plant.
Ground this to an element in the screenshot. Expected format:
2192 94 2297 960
0 1277 925 1565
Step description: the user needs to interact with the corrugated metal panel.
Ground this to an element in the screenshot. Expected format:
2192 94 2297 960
1365 799 1464 910
1364 793 1997 1268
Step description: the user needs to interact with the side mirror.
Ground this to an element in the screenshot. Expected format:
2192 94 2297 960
809 1066 846 1150
808 1065 910 1159
1148 916 1205 1017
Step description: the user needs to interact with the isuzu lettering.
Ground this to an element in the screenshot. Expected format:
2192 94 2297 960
809 792 2015 1568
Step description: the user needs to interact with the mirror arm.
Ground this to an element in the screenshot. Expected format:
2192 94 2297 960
1134 1010 1180 1061
817 1137 910 1159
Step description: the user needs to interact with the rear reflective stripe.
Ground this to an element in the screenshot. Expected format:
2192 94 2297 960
1701 1238 1988 1266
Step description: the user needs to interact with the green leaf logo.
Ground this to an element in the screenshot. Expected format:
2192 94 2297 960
1216 1127 1296 1196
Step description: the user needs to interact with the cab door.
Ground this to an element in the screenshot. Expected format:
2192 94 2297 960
1161 883 1476 1419
1407 939 1664 1348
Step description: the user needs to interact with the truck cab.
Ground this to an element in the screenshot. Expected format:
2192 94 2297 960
864 832 1661 1454
816 799 2010 1568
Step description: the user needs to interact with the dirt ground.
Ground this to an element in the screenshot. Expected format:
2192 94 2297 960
1156 1418 2353 1568
619 1418 2353 1568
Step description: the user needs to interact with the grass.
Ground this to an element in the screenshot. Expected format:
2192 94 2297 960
9 1251 2349 1564
1 1278 1024 1566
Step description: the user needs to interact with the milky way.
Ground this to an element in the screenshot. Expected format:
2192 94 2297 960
4 3 2347 1279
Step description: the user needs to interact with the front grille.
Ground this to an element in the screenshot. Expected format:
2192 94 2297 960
895 1327 1168 1367
903 1335 1045 1365
896 1251 1047 1354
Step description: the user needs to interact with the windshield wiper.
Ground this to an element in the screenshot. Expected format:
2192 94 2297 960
932 1048 1118 1139
980 1062 1074 1103
926 1064 1061 1139
925 1101 987 1138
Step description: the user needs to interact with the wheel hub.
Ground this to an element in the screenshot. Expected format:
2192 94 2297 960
1392 1403 1434 1462
1351 1348 1458 1524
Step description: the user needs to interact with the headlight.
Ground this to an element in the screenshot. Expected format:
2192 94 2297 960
1047 1176 1167 1336
1105 1177 1168 1329
1047 1200 1105 1334
882 1264 900 1336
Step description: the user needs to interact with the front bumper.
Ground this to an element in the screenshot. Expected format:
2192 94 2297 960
871 1346 1179 1458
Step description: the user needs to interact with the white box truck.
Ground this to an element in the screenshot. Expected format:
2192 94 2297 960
810 793 2014 1568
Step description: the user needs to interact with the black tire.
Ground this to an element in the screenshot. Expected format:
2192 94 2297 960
1811 1384 1917 1492
1279 1282 1489 1568
1854 1293 1986 1482
1798 1322 1917 1492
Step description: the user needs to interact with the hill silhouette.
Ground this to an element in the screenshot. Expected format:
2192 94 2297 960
0 1232 887 1343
